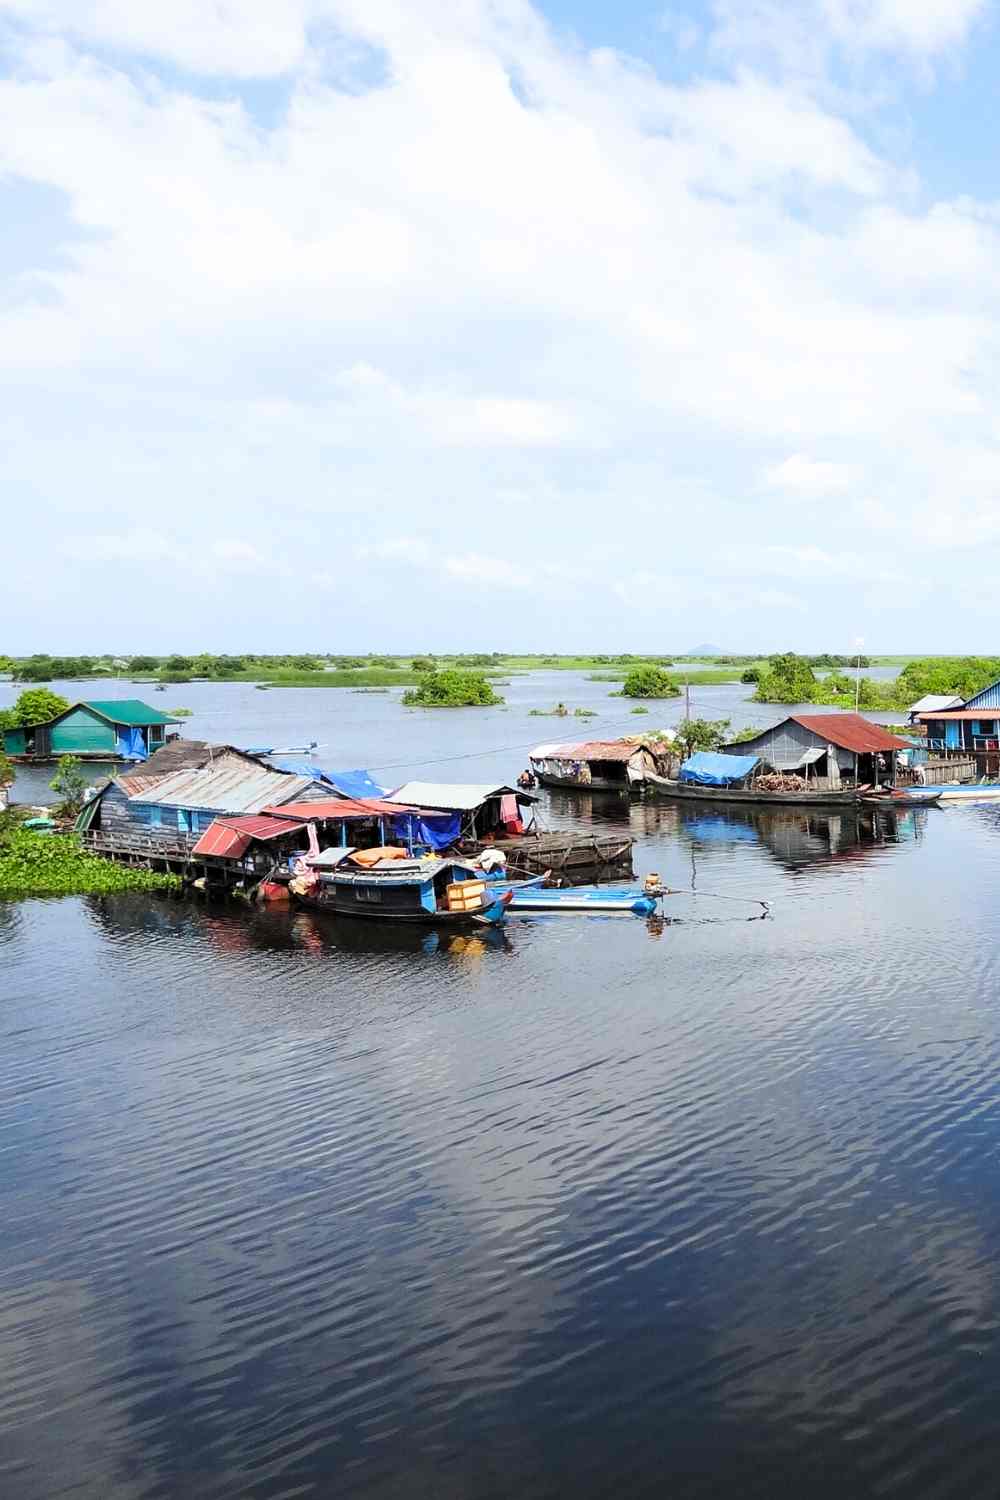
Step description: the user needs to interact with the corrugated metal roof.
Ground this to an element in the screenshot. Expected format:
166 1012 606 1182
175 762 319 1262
192 814 307 859
914 709 999 721
117 773 167 796
266 797 419 820
530 739 652 763
129 764 316 813
908 695 964 715
139 741 264 777
385 782 535 810
83 699 178 726
790 714 911 753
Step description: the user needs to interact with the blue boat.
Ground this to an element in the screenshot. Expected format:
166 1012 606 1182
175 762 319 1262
496 877 661 915
931 782 1000 801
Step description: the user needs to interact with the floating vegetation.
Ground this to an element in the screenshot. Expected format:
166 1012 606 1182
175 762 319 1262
0 820 180 898
170 707 193 716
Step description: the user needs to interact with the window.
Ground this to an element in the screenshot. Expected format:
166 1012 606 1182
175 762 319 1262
356 885 383 903
177 809 191 833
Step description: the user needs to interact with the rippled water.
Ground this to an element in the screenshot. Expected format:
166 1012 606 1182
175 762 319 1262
5 676 1000 1498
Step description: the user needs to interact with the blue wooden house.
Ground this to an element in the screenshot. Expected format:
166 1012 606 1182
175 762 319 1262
78 755 332 856
916 677 1000 775
2 699 179 762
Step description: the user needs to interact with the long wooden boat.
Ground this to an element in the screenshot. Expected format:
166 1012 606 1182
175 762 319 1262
644 771 858 806
860 788 942 808
294 855 510 925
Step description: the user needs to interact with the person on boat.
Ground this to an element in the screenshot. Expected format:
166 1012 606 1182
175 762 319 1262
913 762 927 786
518 768 536 789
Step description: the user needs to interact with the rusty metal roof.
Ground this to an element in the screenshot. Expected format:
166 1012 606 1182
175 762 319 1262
192 814 307 860
265 797 421 820
530 739 654 763
790 714 912 753
128 763 316 813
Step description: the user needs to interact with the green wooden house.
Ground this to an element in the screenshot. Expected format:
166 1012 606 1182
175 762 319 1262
3 700 180 762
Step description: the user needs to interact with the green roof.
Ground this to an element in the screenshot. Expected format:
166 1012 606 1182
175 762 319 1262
82 699 178 726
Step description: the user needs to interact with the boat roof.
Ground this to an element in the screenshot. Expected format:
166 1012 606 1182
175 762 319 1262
385 782 536 809
530 738 661 762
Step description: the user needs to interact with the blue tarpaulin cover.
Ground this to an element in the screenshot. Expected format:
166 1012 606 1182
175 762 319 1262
679 751 758 786
117 727 148 761
389 812 462 851
269 762 388 799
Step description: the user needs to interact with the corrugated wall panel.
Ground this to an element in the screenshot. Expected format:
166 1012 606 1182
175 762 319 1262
965 680 1000 710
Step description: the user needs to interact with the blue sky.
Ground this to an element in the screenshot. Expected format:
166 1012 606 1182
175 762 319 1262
2 0 1000 653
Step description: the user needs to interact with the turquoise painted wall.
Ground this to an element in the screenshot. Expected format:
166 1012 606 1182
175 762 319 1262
50 706 116 754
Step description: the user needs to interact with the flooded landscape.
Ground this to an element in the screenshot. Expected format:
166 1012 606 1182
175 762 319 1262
5 676 1000 1498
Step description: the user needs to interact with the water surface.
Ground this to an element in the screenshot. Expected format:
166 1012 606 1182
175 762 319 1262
4 677 998 1499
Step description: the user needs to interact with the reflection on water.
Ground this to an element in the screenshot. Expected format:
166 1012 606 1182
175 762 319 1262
7 747 1000 1499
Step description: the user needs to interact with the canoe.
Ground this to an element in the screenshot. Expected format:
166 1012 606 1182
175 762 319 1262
645 771 858 806
860 788 942 807
502 882 660 915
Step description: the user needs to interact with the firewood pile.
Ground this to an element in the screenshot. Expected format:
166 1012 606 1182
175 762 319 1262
754 772 808 792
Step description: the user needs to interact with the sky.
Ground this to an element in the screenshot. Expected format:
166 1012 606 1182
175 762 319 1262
2 0 1000 654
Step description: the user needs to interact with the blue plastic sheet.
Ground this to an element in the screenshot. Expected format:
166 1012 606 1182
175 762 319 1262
268 762 389 798
679 751 758 786
116 727 148 761
389 812 461 851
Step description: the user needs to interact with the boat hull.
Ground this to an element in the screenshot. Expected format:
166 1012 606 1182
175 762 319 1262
932 783 1000 800
645 773 858 806
861 790 942 808
534 773 630 793
296 890 509 925
500 882 658 914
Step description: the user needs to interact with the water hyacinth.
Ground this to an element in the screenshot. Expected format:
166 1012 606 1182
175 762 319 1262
0 828 180 898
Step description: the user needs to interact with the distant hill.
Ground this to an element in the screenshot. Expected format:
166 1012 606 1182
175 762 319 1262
686 643 724 656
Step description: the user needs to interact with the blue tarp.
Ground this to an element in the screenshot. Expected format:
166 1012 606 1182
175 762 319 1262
328 768 389 800
679 751 758 786
268 762 389 799
116 727 148 761
389 812 462 851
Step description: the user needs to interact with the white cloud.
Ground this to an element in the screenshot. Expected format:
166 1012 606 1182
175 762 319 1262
444 554 531 589
764 454 856 496
1 0 999 649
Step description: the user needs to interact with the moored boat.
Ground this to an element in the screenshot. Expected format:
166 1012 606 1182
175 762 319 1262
502 882 662 914
292 850 511 925
645 770 859 806
931 781 1000 800
860 788 942 808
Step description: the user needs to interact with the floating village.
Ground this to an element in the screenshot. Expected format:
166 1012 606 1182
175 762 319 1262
5 681 1000 925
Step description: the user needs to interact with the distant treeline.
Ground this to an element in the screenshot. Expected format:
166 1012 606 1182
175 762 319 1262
752 654 1000 710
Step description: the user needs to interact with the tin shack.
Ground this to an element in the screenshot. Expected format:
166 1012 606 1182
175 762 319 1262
723 714 911 788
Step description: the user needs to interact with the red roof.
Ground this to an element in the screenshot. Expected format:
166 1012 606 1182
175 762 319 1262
790 714 911 753
914 709 995 721
192 814 307 860
264 797 425 820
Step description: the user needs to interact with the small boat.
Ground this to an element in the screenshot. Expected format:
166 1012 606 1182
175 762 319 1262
499 879 662 915
860 787 943 808
245 741 320 756
295 853 511 926
931 781 1000 801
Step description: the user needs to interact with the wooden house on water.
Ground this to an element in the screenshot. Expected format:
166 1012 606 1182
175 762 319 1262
915 677 1000 778
78 757 333 869
721 714 911 788
3 699 179 762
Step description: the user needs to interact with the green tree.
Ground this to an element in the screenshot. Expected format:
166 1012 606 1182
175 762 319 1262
411 656 436 672
620 666 680 699
0 748 14 793
50 755 87 816
754 653 817 703
129 655 160 672
674 717 732 759
6 688 71 727
740 667 760 683
402 671 503 707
